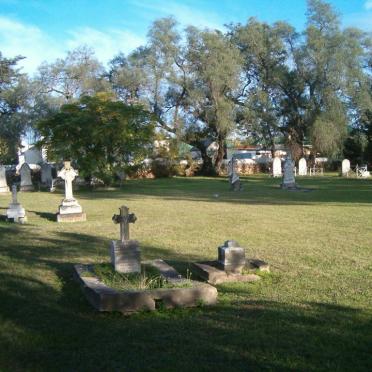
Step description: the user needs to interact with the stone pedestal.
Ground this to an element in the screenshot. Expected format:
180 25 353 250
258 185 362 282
7 203 27 223
110 240 141 273
218 240 246 273
0 185 9 193
57 198 86 222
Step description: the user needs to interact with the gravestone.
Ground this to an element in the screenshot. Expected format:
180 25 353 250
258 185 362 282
342 159 350 176
7 185 27 223
0 166 9 193
228 157 242 191
298 158 307 176
272 157 282 177
56 161 86 222
41 163 53 188
19 163 34 191
218 240 246 273
281 153 297 189
110 205 141 273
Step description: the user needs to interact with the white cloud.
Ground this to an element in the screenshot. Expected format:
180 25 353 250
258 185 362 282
0 16 145 75
66 27 145 63
129 0 224 30
365 1 372 10
0 16 63 74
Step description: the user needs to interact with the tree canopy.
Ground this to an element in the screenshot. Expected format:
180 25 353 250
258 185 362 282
37 93 155 183
0 0 371 172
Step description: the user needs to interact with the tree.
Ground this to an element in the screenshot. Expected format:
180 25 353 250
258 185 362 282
35 46 110 103
0 52 29 163
184 27 242 172
109 18 185 135
230 19 295 156
37 93 155 183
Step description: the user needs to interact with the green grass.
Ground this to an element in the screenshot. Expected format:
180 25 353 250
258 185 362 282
0 174 371 371
91 263 190 291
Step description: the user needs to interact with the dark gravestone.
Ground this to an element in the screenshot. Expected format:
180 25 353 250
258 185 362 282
218 240 246 273
110 206 140 273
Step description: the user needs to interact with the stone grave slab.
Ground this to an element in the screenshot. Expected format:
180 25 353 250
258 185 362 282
192 240 270 285
74 260 217 314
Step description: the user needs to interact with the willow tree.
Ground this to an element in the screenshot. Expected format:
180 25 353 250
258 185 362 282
184 27 242 172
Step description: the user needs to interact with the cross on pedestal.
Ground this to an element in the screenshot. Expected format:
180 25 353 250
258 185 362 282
112 206 137 242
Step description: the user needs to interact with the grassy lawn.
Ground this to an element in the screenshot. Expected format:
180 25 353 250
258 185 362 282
0 174 371 371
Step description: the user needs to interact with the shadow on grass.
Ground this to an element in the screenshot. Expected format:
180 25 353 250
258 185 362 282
30 210 57 222
0 223 371 371
76 176 372 206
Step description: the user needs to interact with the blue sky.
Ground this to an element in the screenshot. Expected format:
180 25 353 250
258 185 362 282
1 0 371 74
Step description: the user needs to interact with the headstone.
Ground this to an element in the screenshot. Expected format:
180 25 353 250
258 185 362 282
19 163 34 191
281 152 297 189
0 166 9 193
272 157 282 177
228 157 242 191
41 163 53 188
342 159 350 176
218 240 246 273
298 158 307 176
7 185 27 223
110 206 140 273
56 161 86 222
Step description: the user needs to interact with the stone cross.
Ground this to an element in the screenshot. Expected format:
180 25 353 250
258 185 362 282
112 206 137 242
11 184 18 204
58 161 78 200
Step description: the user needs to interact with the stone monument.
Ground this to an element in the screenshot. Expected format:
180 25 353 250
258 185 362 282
228 157 242 191
218 240 246 273
281 152 297 189
342 159 350 176
19 163 34 191
56 161 86 222
298 158 307 176
0 165 9 193
272 157 282 177
7 185 27 223
110 205 140 273
41 163 53 189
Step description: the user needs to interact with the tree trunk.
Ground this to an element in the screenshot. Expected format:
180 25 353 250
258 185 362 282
214 135 225 173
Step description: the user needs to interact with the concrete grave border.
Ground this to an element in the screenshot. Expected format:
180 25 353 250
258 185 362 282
192 259 270 285
74 259 217 314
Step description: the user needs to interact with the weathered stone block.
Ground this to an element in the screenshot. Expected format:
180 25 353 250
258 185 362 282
74 262 217 314
57 212 86 222
110 240 141 273
7 203 27 223
218 240 246 273
192 261 261 285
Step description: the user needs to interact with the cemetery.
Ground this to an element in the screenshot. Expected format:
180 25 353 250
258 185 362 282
0 172 371 371
0 0 371 370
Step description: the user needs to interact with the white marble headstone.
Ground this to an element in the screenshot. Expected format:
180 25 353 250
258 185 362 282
342 159 350 176
19 163 34 191
56 161 86 222
272 157 282 177
0 166 9 193
298 158 307 176
281 153 296 189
